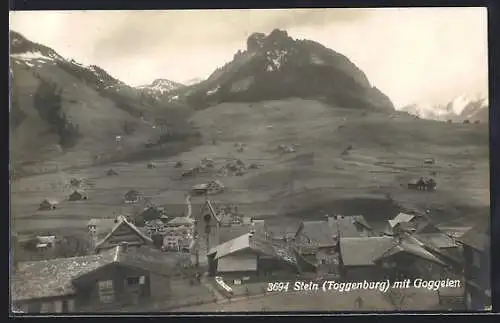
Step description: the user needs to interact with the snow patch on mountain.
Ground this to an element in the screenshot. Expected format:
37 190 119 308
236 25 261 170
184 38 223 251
265 49 289 72
137 79 184 94
399 93 488 122
207 85 220 96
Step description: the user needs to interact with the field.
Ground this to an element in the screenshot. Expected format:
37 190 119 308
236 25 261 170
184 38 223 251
11 99 490 235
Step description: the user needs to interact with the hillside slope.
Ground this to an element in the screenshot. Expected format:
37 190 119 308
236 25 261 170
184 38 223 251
9 30 192 176
11 98 489 235
180 29 394 112
186 99 489 222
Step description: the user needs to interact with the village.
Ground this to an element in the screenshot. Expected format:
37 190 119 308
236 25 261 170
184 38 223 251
10 151 491 313
9 9 492 314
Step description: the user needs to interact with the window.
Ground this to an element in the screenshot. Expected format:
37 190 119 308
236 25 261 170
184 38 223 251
98 280 113 290
99 294 115 303
97 280 115 303
54 300 63 313
129 276 145 285
40 302 53 313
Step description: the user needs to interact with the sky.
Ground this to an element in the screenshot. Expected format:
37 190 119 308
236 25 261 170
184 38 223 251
9 8 488 108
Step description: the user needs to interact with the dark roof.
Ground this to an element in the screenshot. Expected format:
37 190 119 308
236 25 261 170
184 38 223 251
137 206 163 221
414 233 458 249
298 221 336 247
376 237 448 266
12 245 179 301
340 237 395 266
297 216 369 247
11 248 117 301
456 218 490 251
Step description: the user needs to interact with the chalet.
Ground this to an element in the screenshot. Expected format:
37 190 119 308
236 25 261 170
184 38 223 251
339 236 449 281
373 236 449 279
407 178 437 191
338 236 395 280
292 215 372 268
384 212 441 236
68 190 88 201
39 199 57 211
124 190 140 204
424 158 436 165
207 233 314 282
106 169 119 176
94 218 154 252
35 236 56 251
456 219 491 310
11 243 179 313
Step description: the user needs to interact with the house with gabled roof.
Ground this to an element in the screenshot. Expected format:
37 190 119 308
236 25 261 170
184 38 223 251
206 232 314 282
456 218 491 310
292 215 372 270
11 243 179 313
39 199 57 210
339 234 451 281
68 190 88 201
94 218 154 252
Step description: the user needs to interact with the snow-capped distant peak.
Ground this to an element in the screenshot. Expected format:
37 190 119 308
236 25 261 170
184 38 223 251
399 93 488 122
137 79 184 94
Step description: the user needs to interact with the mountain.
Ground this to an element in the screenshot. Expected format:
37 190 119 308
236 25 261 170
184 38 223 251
400 94 489 123
9 30 191 177
136 78 185 100
182 29 394 112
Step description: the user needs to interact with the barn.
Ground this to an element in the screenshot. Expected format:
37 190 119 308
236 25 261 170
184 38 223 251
68 190 88 201
338 236 395 281
94 217 154 252
124 190 140 204
39 199 57 210
339 235 450 281
207 232 313 282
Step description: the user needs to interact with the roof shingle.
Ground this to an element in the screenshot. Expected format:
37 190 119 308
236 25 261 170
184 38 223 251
340 237 395 266
12 245 180 302
456 218 490 251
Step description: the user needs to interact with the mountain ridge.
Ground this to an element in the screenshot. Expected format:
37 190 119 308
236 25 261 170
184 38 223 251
9 30 194 177
181 29 395 112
